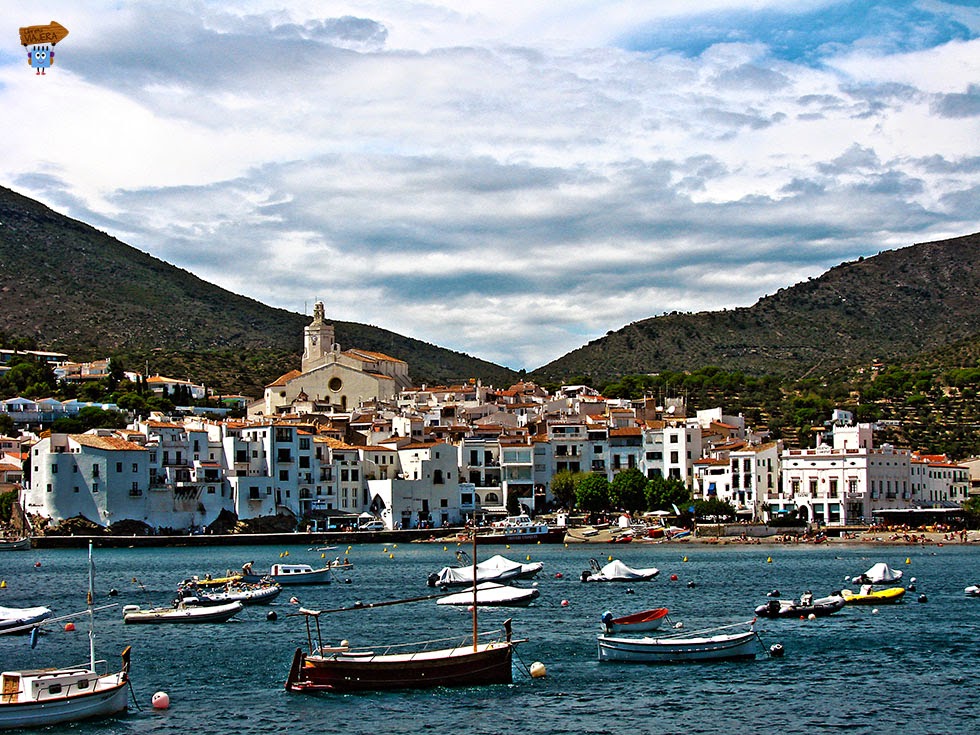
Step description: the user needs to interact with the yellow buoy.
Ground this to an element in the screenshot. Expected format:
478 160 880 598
0 580 5 588
526 555 531 561
506 544 511 549
608 555 613 562
393 544 397 549
905 558 911 564
529 661 546 678
443 546 447 551
682 556 688 562
767 556 773 564
321 553 325 559
389 553 394 559
383 547 388 553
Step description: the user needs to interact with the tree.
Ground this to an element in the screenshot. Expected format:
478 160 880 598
0 413 13 435
609 468 648 514
575 473 610 513
550 470 579 509
645 475 690 511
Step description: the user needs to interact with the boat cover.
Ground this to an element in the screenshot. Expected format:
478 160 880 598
432 558 524 587
588 560 660 582
859 562 903 583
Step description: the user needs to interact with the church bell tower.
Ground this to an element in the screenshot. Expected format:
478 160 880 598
302 301 335 372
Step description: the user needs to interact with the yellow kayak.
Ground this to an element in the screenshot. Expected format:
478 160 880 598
841 586 905 605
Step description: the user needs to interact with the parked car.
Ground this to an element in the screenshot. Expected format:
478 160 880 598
358 520 386 531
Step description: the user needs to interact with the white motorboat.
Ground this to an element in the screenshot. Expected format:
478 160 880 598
0 544 131 730
242 563 333 585
581 558 660 582
122 598 243 624
0 606 53 635
964 584 979 597
437 582 540 607
597 620 764 663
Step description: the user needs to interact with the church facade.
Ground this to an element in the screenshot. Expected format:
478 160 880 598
249 302 412 418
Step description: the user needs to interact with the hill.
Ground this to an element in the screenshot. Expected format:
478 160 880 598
531 232 980 384
0 186 519 395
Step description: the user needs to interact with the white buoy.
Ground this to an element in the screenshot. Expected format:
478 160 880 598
673 621 684 629
151 691 170 709
530 661 546 678
561 599 569 607
807 613 816 620
872 608 879 614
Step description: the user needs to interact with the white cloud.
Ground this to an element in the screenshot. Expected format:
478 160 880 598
1 1 978 372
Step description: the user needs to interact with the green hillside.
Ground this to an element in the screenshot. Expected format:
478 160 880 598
0 186 519 395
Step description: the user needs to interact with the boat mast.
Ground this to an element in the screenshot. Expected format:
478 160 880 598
87 541 96 670
472 529 478 651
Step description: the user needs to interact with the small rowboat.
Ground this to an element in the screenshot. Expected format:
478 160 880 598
840 586 905 605
601 607 670 633
598 619 764 663
0 537 30 551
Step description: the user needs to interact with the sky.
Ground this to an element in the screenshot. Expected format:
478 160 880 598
2 1 979 371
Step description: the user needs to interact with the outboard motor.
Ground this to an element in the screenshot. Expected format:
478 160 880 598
600 610 613 632
427 572 439 587
581 570 591 582
767 599 781 615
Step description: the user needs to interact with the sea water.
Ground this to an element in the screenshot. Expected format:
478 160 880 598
1 542 978 735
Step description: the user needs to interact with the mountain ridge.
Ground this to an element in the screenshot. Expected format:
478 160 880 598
3 184 979 396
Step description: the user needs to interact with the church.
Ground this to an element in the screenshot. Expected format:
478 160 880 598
249 302 412 417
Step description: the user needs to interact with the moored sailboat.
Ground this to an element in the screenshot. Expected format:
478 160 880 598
0 543 131 729
285 532 525 693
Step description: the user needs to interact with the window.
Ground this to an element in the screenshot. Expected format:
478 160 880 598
92 465 99 478
52 464 58 474
132 463 139 473
279 469 289 481
670 451 678 463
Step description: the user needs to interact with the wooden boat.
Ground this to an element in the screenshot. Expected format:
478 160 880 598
581 558 660 582
755 594 846 618
242 563 333 585
122 598 243 624
0 543 131 729
285 532 525 693
840 586 905 605
597 620 764 663
436 582 540 608
0 537 30 551
193 583 281 606
601 607 670 633
0 606 53 635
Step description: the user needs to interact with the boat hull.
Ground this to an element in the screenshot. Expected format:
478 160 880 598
0 538 30 552
603 607 670 633
755 596 845 618
123 600 242 623
840 587 905 605
0 679 128 729
285 642 515 693
597 630 762 663
437 584 539 607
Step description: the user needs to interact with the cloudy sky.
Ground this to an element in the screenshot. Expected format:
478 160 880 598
2 2 978 370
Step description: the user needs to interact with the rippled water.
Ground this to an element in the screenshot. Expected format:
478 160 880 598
2 541 978 734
